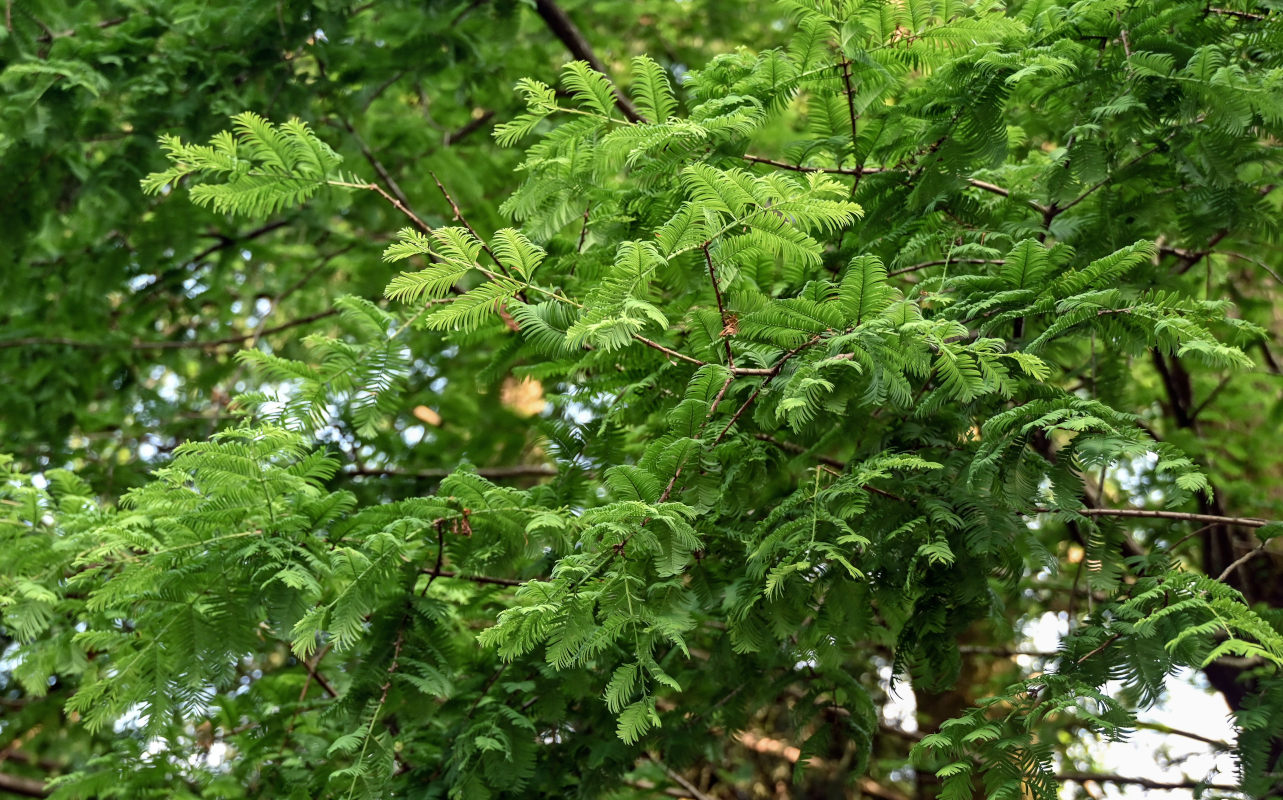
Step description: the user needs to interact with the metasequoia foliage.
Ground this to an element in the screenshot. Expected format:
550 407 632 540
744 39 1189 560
4 1 1283 799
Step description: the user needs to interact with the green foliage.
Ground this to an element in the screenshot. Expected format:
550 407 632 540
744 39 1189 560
5 0 1283 798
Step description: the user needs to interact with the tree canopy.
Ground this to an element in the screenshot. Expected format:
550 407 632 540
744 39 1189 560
2 1 1283 798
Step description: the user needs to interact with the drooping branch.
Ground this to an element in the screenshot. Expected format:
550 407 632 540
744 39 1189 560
1034 506 1273 529
348 464 557 480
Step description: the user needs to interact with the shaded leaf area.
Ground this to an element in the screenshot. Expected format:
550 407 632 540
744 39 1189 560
4 1 1283 799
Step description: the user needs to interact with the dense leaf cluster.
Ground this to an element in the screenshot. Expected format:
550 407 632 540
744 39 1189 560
4 1 1283 799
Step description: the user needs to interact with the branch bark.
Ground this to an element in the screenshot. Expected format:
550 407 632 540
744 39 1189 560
1057 772 1238 792
348 464 557 480
533 0 644 123
0 309 339 352
0 772 48 798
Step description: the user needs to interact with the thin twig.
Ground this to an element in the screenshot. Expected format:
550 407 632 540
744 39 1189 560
712 337 821 445
1076 632 1121 664
0 309 338 352
443 109 496 146
336 117 423 233
632 335 708 367
1034 507 1272 528
1217 545 1268 583
702 244 735 368
426 570 525 587
1057 772 1238 792
1207 7 1270 20
888 258 1004 277
327 179 432 234
428 170 507 276
349 464 557 480
577 203 592 253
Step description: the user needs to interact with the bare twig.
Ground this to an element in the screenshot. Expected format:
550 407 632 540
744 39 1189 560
328 179 432 234
443 109 496 146
1207 7 1270 21
0 309 338 352
1217 544 1269 582
1033 507 1272 528
1057 772 1238 792
336 117 423 233
35 14 126 42
888 258 1004 277
632 335 708 367
702 244 735 367
428 170 507 276
1076 632 1122 664
426 570 525 587
577 203 592 253
349 464 557 480
0 773 47 798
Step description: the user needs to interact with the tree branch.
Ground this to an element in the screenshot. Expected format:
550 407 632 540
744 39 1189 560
1034 506 1273 529
443 109 496 147
425 570 525 587
702 244 735 368
1207 6 1271 20
1057 772 1238 792
348 464 557 480
888 258 1005 277
0 309 338 352
0 772 48 798
532 0 644 123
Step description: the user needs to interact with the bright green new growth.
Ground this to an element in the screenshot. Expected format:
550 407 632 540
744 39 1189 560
6 0 1283 798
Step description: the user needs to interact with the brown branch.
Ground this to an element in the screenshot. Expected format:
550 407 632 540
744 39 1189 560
1207 6 1270 20
1057 772 1238 792
187 220 290 265
631 335 708 367
1217 544 1268 582
1056 141 1166 216
443 109 496 147
1075 632 1122 664
35 14 126 42
1034 507 1272 529
1133 721 1232 750
743 154 874 175
839 57 860 160
712 336 820 446
702 244 735 368
0 772 48 798
753 433 845 471
297 643 337 703
332 179 432 234
532 0 644 123
428 170 506 277
888 258 1004 277
741 154 1045 212
336 117 424 233
466 664 509 718
1167 229 1230 275
428 570 525 587
577 203 592 253
752 433 906 500
0 309 338 352
348 464 557 480
1203 249 1283 285
655 372 734 504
